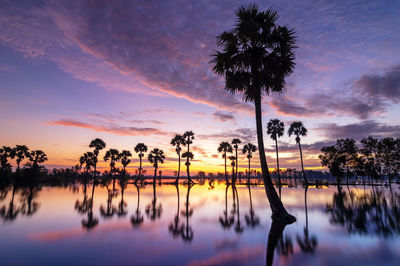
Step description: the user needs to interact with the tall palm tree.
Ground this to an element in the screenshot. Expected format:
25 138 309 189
171 134 185 184
211 4 296 222
79 152 95 176
134 143 148 182
267 119 285 185
242 143 257 184
89 138 106 177
183 131 195 183
0 146 13 172
218 142 233 183
29 150 48 167
119 150 132 177
103 148 120 176
288 121 308 184
232 138 241 178
12 145 30 170
229 155 237 183
148 148 165 183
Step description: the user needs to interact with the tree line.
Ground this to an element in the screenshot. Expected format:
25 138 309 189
319 137 400 184
0 145 47 173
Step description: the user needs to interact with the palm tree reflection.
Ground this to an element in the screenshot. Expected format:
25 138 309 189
131 184 144 227
82 182 98 230
181 183 194 242
169 184 182 238
0 184 20 222
146 182 162 221
20 184 40 216
117 179 128 217
219 184 234 230
296 187 318 253
232 185 244 234
100 182 117 219
245 185 260 228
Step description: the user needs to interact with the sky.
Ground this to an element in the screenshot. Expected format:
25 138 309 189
1 0 400 175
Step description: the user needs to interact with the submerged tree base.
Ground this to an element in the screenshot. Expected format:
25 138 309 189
271 211 296 225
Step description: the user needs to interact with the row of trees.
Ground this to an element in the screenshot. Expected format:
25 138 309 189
0 145 47 173
319 137 400 184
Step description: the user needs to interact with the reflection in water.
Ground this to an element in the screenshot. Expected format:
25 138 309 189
326 185 400 237
131 184 144 227
297 187 318 253
2 181 400 265
146 182 162 221
100 181 117 219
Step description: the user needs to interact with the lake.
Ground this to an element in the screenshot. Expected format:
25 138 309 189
1 180 399 265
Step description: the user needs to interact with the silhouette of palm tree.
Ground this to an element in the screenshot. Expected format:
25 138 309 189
232 138 241 180
75 181 89 215
12 145 30 171
117 180 128 217
131 184 144 227
89 138 106 177
242 143 257 184
288 121 308 184
104 148 120 178
229 155 237 184
218 142 233 183
267 119 285 185
183 131 195 183
80 152 95 176
181 183 194 242
0 146 13 172
100 183 117 219
245 185 260 228
169 184 182 238
20 184 40 216
219 184 234 230
232 185 244 234
148 148 165 183
134 143 148 183
119 150 132 177
171 135 185 184
211 4 296 222
296 187 318 253
29 150 47 168
146 182 162 221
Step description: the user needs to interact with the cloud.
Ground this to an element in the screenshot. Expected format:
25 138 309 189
316 120 400 140
198 128 255 143
46 119 166 136
354 64 400 103
213 111 235 122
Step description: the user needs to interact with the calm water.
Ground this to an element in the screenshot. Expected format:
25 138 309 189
1 180 399 265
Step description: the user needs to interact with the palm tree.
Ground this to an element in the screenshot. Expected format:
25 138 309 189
134 143 148 182
103 149 120 176
79 152 95 177
267 119 285 185
89 138 106 177
148 148 165 183
0 146 13 172
288 121 308 184
29 150 48 167
218 142 233 183
119 150 132 177
183 131 195 183
229 155 237 183
131 184 144 227
242 143 257 184
171 134 185 184
232 138 241 178
12 145 30 170
211 4 296 222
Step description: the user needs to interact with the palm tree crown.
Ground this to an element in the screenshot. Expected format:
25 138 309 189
218 142 233 157
104 149 120 174
267 119 285 141
12 145 30 169
148 148 165 168
288 121 307 143
29 150 48 167
243 143 257 158
89 138 106 155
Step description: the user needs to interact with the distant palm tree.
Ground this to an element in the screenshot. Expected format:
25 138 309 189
218 142 233 183
104 149 120 176
229 155 237 183
211 4 296 222
131 184 144 227
148 148 165 183
12 145 30 170
288 121 308 184
242 143 257 184
79 152 95 176
267 119 285 185
232 138 241 178
171 134 185 184
134 143 148 182
119 150 132 177
89 138 106 177
0 146 13 172
29 150 48 167
183 131 195 183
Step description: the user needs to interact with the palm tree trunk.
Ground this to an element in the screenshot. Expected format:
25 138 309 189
298 141 307 184
254 97 293 221
235 148 238 181
275 138 281 185
186 144 191 182
224 153 228 183
248 158 251 184
175 153 181 183
153 166 157 184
